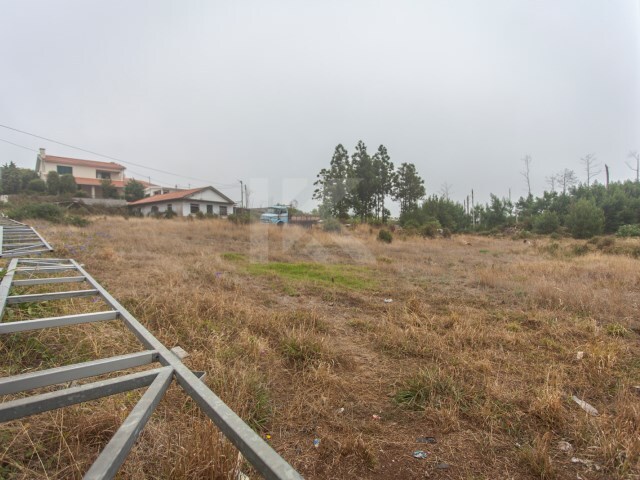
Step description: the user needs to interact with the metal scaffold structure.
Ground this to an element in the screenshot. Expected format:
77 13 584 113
0 217 53 257
0 223 302 480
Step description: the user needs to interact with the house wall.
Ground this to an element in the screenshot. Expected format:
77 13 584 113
41 161 124 181
136 200 234 217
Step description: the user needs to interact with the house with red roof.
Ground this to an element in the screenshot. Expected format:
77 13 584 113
128 186 235 217
35 148 154 198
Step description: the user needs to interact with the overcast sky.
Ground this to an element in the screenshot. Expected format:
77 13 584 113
1 1 638 211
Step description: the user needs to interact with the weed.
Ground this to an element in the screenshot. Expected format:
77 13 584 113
606 323 629 337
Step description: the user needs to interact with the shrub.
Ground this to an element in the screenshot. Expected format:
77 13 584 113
164 209 177 219
377 229 393 243
617 224 640 237
532 211 560 234
8 203 65 222
59 174 77 194
46 171 60 195
27 178 46 193
67 215 90 227
565 199 604 239
420 220 441 238
228 213 251 224
322 218 342 232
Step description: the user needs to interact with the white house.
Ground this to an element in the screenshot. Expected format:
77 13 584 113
128 186 235 217
35 148 154 198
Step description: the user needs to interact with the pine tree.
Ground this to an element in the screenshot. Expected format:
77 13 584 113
371 145 394 221
392 162 425 215
313 144 352 219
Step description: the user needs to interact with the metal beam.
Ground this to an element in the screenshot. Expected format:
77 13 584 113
83 367 174 480
12 276 86 286
0 368 164 422
0 350 158 395
70 260 303 480
0 258 18 317
0 310 118 334
7 289 98 304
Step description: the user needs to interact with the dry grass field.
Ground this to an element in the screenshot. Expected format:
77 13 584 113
1 217 639 479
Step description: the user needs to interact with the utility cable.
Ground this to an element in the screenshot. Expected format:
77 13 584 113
0 124 238 189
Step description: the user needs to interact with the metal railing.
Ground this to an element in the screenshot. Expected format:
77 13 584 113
0 226 302 479
0 217 53 257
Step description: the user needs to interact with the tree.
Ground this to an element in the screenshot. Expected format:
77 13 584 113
101 179 118 199
581 153 601 186
0 162 22 194
371 145 394 221
565 199 604 238
19 169 39 191
313 144 352 219
521 155 532 196
627 151 639 182
350 141 377 221
124 179 145 202
392 162 425 215
46 171 60 195
557 169 578 194
59 174 77 194
532 211 560 234
27 178 46 193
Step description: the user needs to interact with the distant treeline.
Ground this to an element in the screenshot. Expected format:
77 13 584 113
314 143 640 238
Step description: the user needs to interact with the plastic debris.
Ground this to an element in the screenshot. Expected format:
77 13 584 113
336 407 345 414
576 351 584 360
572 395 599 416
416 436 437 444
558 441 572 452
436 462 450 469
412 450 428 459
265 434 271 440
313 438 320 448
372 414 381 420
383 299 393 303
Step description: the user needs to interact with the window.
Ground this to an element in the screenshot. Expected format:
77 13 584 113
96 171 112 180
167 204 172 212
219 206 227 216
57 165 72 175
190 203 200 214
206 204 214 214
151 205 159 213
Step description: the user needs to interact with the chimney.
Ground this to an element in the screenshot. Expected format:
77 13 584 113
39 148 46 159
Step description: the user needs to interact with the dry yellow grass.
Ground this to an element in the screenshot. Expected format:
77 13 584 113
1 217 639 479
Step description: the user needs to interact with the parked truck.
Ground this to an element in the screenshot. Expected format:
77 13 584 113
260 204 319 227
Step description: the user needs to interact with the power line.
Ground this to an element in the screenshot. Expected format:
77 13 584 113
0 123 238 189
0 138 38 152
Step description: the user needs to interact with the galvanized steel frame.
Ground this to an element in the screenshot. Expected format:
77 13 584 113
0 217 53 257
1 238 302 479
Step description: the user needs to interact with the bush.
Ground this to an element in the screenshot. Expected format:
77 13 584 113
322 218 342 233
59 174 77 194
74 190 89 198
67 215 90 227
377 229 393 243
8 203 65 222
617 224 640 237
27 178 46 193
532 211 559 234
46 171 61 195
565 199 604 239
228 213 251 224
420 220 441 238
164 209 177 219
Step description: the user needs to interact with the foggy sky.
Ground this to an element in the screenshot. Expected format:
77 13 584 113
1 0 638 212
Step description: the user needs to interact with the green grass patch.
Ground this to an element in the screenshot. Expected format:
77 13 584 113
221 252 247 261
247 262 374 290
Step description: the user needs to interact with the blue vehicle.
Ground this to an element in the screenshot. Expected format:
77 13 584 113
260 205 320 227
260 204 290 225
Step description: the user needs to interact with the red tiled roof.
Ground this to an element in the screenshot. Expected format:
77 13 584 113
44 155 125 171
128 187 206 206
74 177 155 188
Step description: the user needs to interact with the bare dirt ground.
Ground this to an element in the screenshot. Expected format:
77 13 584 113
1 217 639 479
